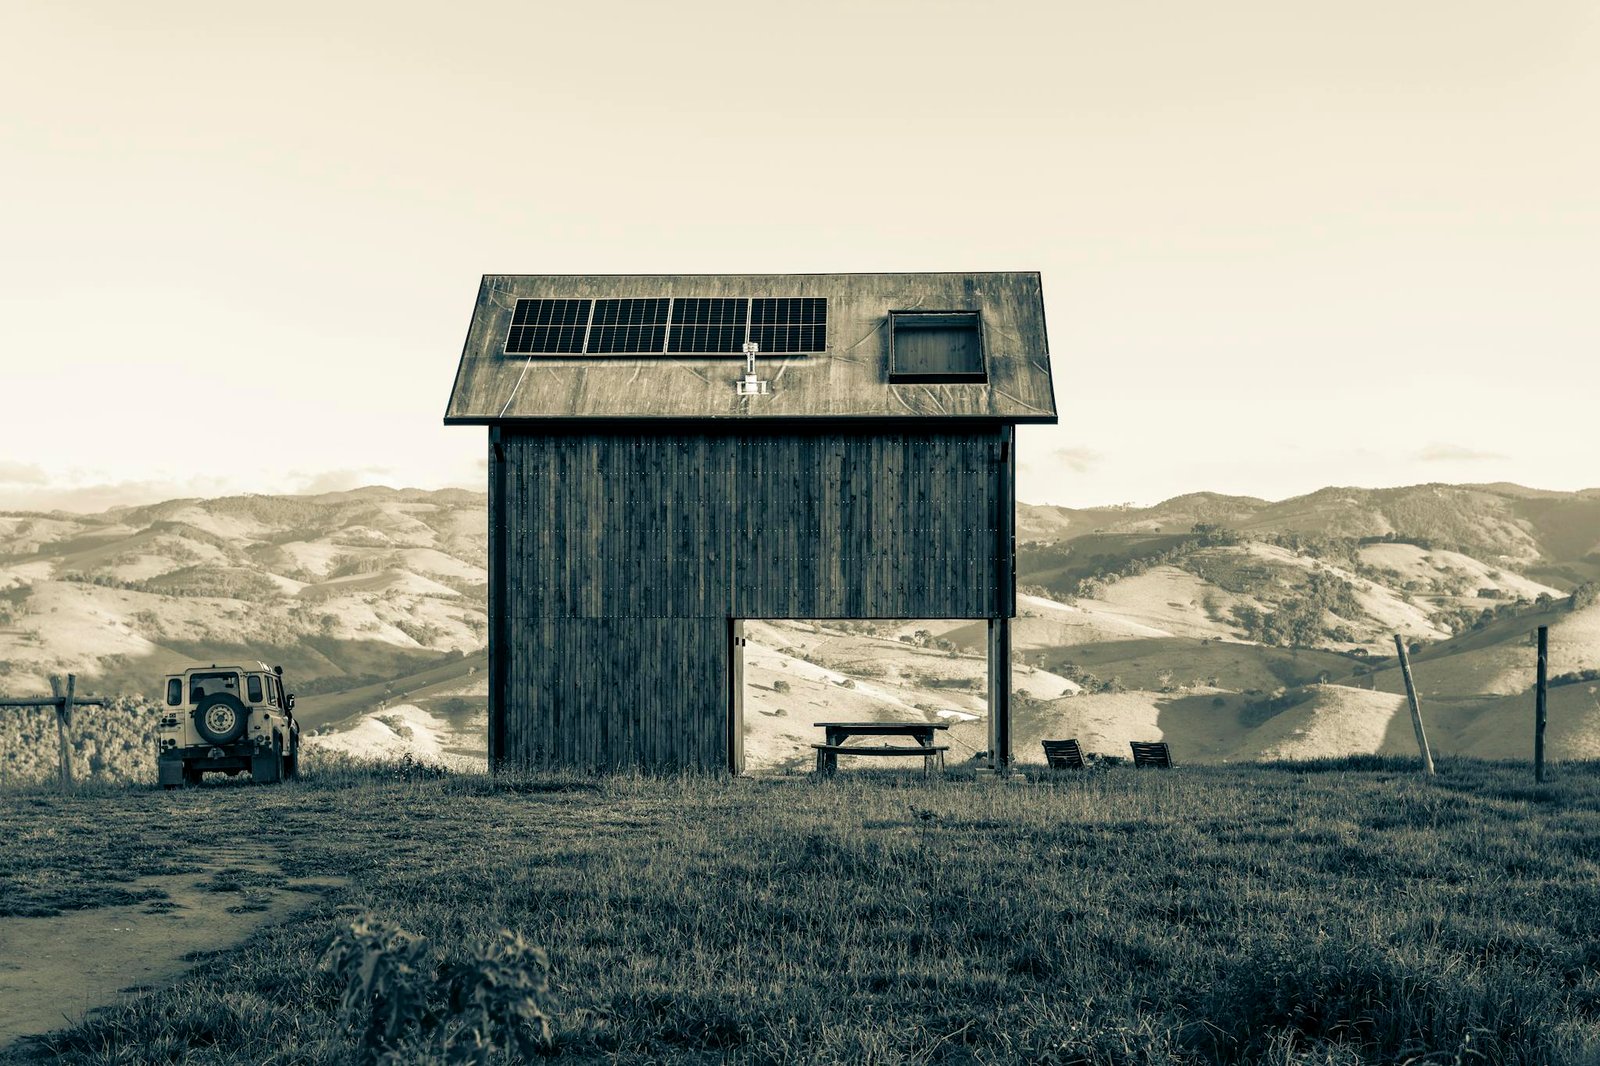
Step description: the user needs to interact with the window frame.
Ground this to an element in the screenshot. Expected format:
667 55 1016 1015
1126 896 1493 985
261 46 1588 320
887 309 988 384
188 671 240 705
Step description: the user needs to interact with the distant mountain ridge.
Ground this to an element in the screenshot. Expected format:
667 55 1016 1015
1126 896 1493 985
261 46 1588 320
1020 482 1600 587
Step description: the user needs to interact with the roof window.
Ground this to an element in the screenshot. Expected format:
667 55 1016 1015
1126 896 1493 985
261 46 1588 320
888 311 986 383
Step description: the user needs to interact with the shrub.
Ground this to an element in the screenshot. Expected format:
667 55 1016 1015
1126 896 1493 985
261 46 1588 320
1052 662 1121 694
395 619 446 647
0 695 160 785
320 915 554 1064
1230 567 1380 648
321 917 437 1060
1549 668 1600 688
388 752 450 782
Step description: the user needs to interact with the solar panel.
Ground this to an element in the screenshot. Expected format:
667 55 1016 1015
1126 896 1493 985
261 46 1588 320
667 298 749 354
505 299 591 354
587 298 670 354
502 295 827 356
750 297 827 353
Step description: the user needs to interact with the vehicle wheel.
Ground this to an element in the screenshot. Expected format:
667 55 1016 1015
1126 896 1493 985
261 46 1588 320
253 736 284 784
283 736 299 780
194 693 248 744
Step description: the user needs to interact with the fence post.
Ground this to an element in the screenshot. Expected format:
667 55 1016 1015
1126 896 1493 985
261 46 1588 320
1393 636 1435 775
1535 625 1548 784
49 673 76 790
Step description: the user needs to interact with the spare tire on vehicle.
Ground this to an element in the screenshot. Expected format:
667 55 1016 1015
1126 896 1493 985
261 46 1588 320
194 692 248 744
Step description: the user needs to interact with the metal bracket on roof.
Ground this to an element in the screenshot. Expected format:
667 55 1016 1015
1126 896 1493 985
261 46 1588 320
735 342 769 395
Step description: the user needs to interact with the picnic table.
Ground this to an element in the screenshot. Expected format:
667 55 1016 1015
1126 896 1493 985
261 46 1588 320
812 720 950 777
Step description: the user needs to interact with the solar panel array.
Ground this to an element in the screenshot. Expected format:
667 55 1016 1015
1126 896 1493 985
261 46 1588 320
505 297 825 355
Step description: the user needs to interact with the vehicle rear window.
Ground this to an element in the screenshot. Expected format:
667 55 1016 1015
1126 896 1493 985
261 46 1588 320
189 672 239 704
166 679 182 706
247 676 263 703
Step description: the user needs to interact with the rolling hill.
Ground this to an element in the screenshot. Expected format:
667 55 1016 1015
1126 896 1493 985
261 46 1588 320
1 481 1596 779
0 488 487 722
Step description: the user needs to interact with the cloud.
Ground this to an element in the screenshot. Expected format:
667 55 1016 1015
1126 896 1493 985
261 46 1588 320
0 466 470 515
290 466 394 495
1417 443 1505 463
0 461 48 485
0 476 234 514
1052 447 1103 473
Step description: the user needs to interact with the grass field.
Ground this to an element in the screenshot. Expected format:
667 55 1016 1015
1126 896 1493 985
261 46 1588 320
3 758 1599 1064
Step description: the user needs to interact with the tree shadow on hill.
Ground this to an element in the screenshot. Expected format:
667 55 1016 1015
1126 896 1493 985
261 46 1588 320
1152 691 1260 763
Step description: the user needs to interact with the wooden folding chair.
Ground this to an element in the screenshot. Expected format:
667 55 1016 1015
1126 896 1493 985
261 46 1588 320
1129 741 1173 768
1041 738 1086 769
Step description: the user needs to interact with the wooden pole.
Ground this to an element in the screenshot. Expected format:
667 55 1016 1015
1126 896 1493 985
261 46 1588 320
1535 625 1548 784
49 674 76 790
1393 636 1435 775
988 617 1012 773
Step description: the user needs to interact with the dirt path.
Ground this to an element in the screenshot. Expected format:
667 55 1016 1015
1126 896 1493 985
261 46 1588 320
0 847 346 1050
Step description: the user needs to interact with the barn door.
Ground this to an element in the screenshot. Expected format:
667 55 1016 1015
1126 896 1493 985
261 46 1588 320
727 618 746 774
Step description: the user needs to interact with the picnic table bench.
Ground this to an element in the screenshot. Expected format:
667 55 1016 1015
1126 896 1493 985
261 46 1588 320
812 721 949 777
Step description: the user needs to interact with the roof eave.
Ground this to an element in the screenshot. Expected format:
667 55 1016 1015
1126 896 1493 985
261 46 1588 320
443 413 1059 427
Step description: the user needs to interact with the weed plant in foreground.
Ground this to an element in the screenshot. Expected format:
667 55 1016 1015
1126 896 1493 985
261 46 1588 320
1 756 1598 1064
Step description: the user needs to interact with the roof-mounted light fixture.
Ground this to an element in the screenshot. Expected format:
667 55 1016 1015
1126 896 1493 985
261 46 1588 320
735 341 769 395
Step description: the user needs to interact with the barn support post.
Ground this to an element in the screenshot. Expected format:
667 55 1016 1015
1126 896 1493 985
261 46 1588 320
727 618 746 775
487 426 507 772
988 617 1012 772
986 422 1016 775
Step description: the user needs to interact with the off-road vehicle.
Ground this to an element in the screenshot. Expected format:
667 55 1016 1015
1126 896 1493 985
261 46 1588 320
157 662 300 787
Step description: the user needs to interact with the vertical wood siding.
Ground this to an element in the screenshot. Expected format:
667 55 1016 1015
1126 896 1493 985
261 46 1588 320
493 424 1008 771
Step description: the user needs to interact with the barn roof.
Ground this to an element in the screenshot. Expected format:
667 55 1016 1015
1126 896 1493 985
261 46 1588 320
444 272 1056 423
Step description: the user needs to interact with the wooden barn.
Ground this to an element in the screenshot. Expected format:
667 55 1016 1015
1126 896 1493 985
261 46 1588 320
445 273 1057 772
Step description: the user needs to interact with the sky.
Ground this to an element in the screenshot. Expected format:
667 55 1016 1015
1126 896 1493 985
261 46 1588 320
2 0 1597 513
